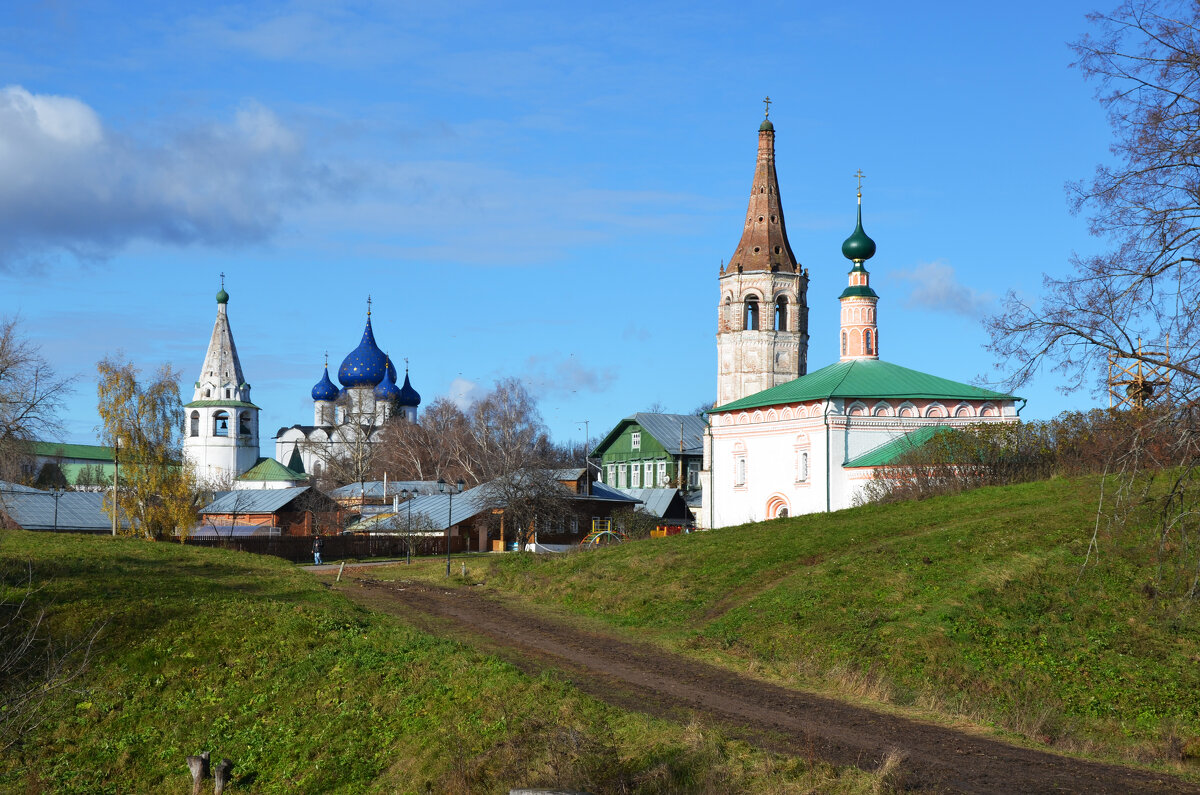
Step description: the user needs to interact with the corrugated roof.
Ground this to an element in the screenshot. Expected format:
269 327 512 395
0 491 127 531
237 457 307 482
329 480 442 499
588 481 642 504
592 413 708 457
618 488 678 518
844 425 953 468
31 442 114 462
404 486 491 531
713 359 1017 413
0 481 43 494
201 487 312 514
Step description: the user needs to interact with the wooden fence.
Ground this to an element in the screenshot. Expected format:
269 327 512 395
182 533 465 563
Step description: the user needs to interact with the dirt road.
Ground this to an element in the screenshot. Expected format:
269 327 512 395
343 577 1197 795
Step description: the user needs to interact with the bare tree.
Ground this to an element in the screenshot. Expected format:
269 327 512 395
479 468 576 551
0 318 74 484
987 1 1200 601
301 392 388 490
987 1 1200 398
372 397 475 484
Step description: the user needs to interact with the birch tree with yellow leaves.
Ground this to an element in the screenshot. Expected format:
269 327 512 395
96 357 196 539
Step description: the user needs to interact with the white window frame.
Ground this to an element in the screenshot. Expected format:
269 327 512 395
631 431 641 451
631 463 641 488
644 462 654 486
618 464 627 489
657 461 667 486
734 455 747 486
687 461 700 488
606 464 616 484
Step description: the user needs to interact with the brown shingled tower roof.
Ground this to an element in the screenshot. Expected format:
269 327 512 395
724 119 800 275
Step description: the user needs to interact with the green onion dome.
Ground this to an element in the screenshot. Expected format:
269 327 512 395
216 287 229 304
759 119 774 132
841 201 876 262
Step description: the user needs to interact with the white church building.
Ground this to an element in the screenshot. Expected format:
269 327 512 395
699 112 1021 528
182 287 420 487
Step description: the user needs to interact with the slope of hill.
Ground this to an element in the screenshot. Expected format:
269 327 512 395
477 476 1200 767
0 530 874 794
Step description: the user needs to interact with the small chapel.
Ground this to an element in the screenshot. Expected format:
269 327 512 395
699 107 1022 527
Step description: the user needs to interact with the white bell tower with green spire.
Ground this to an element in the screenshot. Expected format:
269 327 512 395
182 276 261 487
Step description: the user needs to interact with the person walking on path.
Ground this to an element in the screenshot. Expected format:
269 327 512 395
313 535 324 565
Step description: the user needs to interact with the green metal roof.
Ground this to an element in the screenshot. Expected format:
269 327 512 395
844 425 952 468
31 442 114 461
839 284 879 299
713 358 1017 413
237 457 307 482
183 399 261 410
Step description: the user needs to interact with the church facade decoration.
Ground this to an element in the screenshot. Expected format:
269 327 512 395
701 145 1022 528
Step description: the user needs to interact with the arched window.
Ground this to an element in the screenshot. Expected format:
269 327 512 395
841 331 847 355
238 412 252 436
724 296 732 330
189 411 199 437
774 296 788 331
213 410 230 437
744 297 759 330
864 329 873 355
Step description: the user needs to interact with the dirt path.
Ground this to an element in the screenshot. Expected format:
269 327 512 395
342 577 1196 795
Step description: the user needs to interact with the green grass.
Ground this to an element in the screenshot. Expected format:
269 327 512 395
0 530 878 794
433 476 1200 767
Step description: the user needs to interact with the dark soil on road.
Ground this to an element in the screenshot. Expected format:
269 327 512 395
341 576 1198 795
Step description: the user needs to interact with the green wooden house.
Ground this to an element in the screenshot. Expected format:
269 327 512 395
591 413 707 492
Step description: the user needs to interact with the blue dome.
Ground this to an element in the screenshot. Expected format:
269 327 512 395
338 315 389 388
311 365 339 401
397 371 421 408
386 356 398 384
374 367 402 401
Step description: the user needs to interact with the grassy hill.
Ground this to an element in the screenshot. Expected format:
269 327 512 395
0 530 873 794
457 476 1200 770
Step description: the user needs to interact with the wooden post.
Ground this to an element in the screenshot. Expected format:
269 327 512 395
186 751 209 795
213 758 233 794
336 561 345 582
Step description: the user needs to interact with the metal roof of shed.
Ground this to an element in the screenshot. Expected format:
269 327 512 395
201 487 313 514
618 488 680 518
0 490 127 531
844 425 953 468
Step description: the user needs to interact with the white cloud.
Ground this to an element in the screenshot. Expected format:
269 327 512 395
447 377 486 410
0 85 355 269
891 261 995 317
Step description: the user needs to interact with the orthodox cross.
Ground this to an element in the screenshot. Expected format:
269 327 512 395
763 96 771 118
324 351 328 367
854 169 866 191
367 295 372 316
404 356 409 373
219 271 225 289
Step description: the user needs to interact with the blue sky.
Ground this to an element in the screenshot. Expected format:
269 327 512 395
2 1 1115 449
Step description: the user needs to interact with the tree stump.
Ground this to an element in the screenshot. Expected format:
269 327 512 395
186 751 210 795
213 758 233 794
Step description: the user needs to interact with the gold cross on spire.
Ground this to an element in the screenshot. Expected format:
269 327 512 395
853 168 866 192
763 96 772 119
324 351 328 367
367 295 372 317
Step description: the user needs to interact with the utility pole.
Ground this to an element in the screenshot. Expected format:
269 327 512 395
111 440 119 536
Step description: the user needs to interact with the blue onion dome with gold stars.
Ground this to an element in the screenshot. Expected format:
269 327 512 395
374 366 402 402
841 195 876 262
311 364 339 401
338 313 389 388
385 355 398 385
397 369 421 408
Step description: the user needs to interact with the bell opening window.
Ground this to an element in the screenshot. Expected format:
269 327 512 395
213 410 230 437
744 298 759 330
189 411 200 437
774 297 788 331
238 413 252 436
